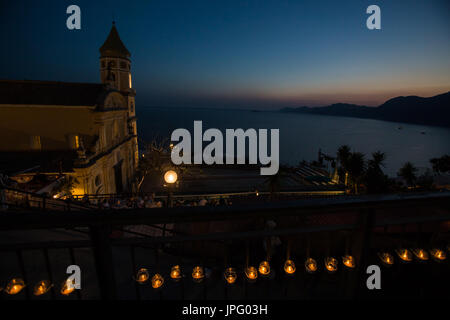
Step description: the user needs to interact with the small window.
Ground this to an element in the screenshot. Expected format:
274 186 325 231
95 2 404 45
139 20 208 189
120 61 127 69
30 135 41 150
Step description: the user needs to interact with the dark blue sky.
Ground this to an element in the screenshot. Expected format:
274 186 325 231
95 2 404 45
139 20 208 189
0 0 449 108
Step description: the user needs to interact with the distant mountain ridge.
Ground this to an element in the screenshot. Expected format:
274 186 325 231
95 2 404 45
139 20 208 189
280 91 450 127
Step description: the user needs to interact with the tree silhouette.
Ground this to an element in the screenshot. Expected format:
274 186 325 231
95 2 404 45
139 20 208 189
337 145 351 185
347 152 365 194
365 151 388 194
398 162 418 188
430 155 450 174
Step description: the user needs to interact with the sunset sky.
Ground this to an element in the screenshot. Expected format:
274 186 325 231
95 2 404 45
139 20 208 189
1 0 449 108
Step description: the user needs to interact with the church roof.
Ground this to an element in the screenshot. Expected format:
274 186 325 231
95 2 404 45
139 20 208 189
99 23 131 59
0 80 109 106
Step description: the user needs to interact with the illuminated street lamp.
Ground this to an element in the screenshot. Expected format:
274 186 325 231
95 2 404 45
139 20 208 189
164 170 178 184
164 170 178 207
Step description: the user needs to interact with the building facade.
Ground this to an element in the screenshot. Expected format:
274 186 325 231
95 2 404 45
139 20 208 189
0 23 138 196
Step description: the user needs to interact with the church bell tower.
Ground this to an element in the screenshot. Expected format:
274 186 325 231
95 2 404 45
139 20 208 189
99 22 139 180
99 22 136 121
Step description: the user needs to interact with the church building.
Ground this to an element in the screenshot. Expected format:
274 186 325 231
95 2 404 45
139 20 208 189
0 23 138 196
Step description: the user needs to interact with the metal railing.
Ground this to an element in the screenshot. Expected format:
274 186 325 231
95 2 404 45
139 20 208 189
0 187 96 211
0 191 449 300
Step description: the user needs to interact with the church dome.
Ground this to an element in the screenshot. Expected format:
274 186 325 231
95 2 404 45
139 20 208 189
99 23 131 59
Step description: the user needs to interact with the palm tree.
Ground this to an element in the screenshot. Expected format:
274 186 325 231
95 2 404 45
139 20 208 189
347 152 365 194
398 162 418 188
370 151 386 170
337 145 351 185
365 151 388 194
337 145 351 168
136 136 170 191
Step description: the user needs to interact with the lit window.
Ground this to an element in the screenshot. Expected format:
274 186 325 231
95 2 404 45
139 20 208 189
30 136 41 150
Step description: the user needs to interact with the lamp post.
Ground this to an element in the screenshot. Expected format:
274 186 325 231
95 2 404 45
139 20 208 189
164 170 177 207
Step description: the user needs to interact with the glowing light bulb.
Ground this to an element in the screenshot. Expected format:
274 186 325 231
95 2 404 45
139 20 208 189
60 278 76 296
396 249 413 262
224 268 237 284
258 261 270 276
5 278 25 295
412 248 429 261
33 280 52 296
284 259 296 275
135 268 150 284
305 258 318 274
378 252 394 266
151 274 164 289
192 266 205 283
342 255 356 269
164 170 178 184
324 257 338 273
245 266 258 281
170 265 182 281
430 248 446 261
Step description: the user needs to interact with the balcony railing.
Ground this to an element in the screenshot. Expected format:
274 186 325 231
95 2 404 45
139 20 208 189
1 187 96 212
0 191 449 300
